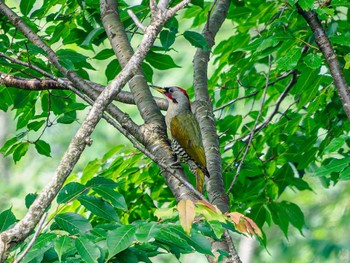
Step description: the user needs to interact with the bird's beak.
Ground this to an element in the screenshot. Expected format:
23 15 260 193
149 85 166 94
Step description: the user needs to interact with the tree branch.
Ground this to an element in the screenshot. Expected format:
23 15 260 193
296 3 350 119
100 0 196 202
0 70 168 110
0 1 189 261
192 0 242 262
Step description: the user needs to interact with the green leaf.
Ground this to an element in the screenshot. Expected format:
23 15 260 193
145 51 181 70
54 213 92 235
57 182 87 204
13 142 29 163
25 193 38 209
268 202 289 238
35 140 51 157
324 136 346 153
183 30 209 51
0 208 17 232
303 53 322 69
281 201 305 235
75 236 100 263
310 157 350 177
107 225 137 259
54 235 74 262
191 0 204 8
298 0 314 10
94 49 115 60
77 195 119 221
0 137 18 153
82 27 105 47
86 176 119 188
217 115 242 135
106 59 122 81
27 120 46 131
339 166 350 180
330 32 350 46
22 233 56 263
277 48 302 71
160 30 176 50
17 105 35 130
135 222 161 242
57 111 77 124
93 186 127 210
154 227 192 251
20 0 35 16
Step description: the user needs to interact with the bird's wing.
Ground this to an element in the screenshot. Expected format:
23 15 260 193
170 113 207 168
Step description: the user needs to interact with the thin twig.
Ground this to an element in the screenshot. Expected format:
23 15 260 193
12 213 48 263
223 72 297 151
127 10 146 32
227 55 272 194
214 91 259 112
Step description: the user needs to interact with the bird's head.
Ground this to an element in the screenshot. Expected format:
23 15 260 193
150 85 190 105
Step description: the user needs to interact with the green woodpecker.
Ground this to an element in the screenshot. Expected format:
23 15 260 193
151 85 210 193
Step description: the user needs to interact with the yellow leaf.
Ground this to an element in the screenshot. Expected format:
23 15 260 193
177 199 195 235
154 207 175 220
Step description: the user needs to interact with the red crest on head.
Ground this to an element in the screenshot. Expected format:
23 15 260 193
177 87 190 103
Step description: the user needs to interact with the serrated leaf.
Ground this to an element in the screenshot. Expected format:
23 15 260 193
0 208 17 232
78 195 119 221
177 200 195 235
54 213 92 235
75 237 100 263
20 0 35 16
93 186 127 210
145 52 180 70
107 225 137 259
183 31 209 51
54 235 74 262
35 140 51 157
57 182 87 204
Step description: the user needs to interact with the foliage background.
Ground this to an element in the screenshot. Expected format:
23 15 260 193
0 0 350 262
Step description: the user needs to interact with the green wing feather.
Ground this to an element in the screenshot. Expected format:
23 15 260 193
170 113 206 168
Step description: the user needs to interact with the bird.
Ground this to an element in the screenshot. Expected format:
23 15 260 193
150 85 210 193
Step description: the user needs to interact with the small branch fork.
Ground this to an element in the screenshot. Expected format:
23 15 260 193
0 0 190 261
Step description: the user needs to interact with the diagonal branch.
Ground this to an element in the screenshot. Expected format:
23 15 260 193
0 1 190 261
100 0 196 201
296 4 350 119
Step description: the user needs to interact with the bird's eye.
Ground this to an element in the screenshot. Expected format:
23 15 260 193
169 88 173 93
